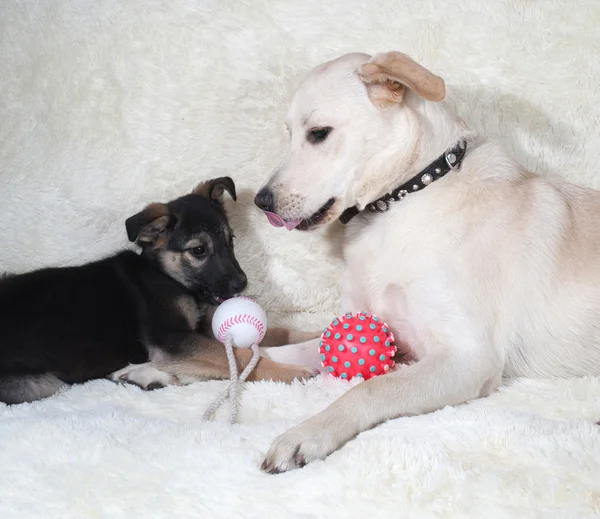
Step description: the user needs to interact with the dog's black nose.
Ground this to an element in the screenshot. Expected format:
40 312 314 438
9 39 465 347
229 274 248 295
254 188 274 212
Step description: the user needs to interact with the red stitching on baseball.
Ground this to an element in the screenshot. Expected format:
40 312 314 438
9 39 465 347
217 312 265 343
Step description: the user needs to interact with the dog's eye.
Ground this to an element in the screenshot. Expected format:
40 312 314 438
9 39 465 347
190 246 206 257
307 126 332 144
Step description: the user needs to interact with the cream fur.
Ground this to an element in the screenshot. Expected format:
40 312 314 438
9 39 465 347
1 0 600 516
260 51 600 471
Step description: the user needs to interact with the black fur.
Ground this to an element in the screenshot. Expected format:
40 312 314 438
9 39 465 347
0 178 247 404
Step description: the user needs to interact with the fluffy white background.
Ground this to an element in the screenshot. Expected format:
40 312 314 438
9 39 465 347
1 0 599 517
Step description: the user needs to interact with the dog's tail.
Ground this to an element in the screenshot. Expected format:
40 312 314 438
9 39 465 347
0 374 67 405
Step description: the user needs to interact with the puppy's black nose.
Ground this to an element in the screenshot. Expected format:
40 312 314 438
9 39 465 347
254 188 274 212
229 274 248 295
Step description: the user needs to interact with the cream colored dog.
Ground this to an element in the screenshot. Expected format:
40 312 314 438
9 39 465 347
255 51 600 473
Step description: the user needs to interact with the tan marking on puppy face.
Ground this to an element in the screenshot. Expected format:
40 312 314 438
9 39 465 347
157 251 186 285
181 234 213 252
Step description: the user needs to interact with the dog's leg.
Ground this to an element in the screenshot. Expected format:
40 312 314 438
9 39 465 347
261 351 502 473
154 335 319 384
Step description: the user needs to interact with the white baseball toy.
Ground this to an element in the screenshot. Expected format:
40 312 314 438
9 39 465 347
211 296 267 348
203 296 268 424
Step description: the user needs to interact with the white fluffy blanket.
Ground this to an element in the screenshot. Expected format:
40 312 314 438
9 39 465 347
1 1 599 517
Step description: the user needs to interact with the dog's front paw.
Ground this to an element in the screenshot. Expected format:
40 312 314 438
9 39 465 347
109 363 180 390
261 416 349 473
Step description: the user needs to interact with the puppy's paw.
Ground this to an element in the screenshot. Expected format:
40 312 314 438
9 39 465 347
109 363 180 390
261 417 348 473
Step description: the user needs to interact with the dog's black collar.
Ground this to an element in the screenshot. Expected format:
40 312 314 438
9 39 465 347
338 138 468 224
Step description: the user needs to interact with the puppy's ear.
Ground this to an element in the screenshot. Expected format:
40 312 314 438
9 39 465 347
358 52 445 105
193 177 237 203
125 203 172 243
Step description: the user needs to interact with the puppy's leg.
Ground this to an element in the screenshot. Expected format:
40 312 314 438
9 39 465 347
109 363 180 390
260 328 321 347
0 374 67 404
261 338 323 371
262 351 502 473
153 334 318 384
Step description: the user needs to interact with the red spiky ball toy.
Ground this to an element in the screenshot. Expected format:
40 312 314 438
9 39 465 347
319 312 397 380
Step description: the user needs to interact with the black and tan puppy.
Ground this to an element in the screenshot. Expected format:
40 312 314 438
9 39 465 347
0 177 315 405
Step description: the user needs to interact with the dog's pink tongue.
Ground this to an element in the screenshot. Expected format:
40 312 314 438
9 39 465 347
263 211 302 231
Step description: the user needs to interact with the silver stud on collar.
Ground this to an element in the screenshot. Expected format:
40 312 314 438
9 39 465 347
338 138 467 225
375 200 387 211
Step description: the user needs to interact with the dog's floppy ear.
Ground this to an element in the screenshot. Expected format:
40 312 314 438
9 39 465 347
358 51 445 104
193 177 237 203
125 203 172 243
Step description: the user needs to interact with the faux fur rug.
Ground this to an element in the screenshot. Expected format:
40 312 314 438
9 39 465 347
1 0 600 517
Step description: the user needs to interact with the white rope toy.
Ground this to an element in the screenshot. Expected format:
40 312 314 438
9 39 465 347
203 297 267 424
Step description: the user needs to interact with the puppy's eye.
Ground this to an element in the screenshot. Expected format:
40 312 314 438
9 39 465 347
307 126 332 144
190 246 206 257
